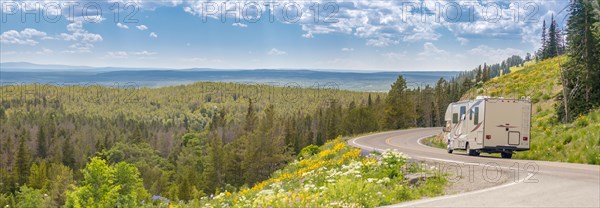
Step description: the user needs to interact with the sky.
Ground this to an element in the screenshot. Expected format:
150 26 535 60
0 0 570 71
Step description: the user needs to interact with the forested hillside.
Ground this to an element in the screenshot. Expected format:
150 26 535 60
0 79 455 207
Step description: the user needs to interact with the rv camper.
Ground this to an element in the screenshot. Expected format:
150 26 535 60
443 96 531 158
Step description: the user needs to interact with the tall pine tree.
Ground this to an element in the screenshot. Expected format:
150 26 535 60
540 20 548 59
558 0 600 122
15 129 31 186
548 14 559 58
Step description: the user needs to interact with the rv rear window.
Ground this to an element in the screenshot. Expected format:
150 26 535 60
453 113 458 124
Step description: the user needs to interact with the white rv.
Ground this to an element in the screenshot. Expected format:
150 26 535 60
443 96 531 158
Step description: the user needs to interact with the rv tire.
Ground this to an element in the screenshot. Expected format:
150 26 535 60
466 143 480 156
501 152 513 159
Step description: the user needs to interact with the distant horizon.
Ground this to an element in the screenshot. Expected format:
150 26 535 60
0 61 467 73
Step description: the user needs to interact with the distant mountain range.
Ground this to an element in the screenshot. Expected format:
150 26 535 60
0 62 462 92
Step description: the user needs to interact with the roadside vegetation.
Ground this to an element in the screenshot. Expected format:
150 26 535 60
182 138 446 207
421 136 447 149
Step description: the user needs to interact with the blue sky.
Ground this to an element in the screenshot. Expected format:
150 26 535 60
0 0 569 71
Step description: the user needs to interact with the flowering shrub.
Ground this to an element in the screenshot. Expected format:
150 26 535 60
186 137 446 207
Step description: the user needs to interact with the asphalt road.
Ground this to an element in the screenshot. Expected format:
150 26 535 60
348 128 600 207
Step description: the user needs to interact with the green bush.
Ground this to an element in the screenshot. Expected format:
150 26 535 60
298 144 320 159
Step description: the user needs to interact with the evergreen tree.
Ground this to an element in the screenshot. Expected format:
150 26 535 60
558 0 600 122
28 161 49 190
36 127 47 158
383 76 416 129
548 14 559 58
482 63 490 82
15 130 31 186
476 65 482 84
244 98 257 133
540 20 548 59
62 135 75 169
202 134 224 193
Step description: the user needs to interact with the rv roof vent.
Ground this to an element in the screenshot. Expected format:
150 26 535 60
476 96 490 100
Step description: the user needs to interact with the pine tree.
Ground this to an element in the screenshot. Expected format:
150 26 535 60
28 161 49 190
540 20 548 59
482 63 489 82
315 108 325 146
558 0 600 122
203 134 224 193
434 78 448 127
548 14 559 58
384 76 416 129
476 65 482 84
244 98 257 132
36 127 47 158
62 135 76 169
15 129 31 186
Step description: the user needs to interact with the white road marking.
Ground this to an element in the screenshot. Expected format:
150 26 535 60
392 173 535 207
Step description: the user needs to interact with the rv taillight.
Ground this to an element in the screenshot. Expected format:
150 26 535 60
486 135 491 139
523 137 528 141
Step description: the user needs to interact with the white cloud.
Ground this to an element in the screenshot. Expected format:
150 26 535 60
149 32 158 38
366 37 399 47
36 48 53 55
302 33 313 38
65 43 94 53
402 26 441 42
0 28 47 46
107 51 129 58
117 23 129 29
58 20 103 53
65 15 106 24
468 45 526 63
457 37 469 45
134 51 157 56
1 50 17 55
180 57 224 65
382 52 407 60
106 50 158 59
60 21 103 42
137 25 149 30
341 48 354 52
418 42 448 57
232 23 248 28
267 48 287 55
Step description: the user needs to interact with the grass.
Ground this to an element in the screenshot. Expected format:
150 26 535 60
461 56 600 164
421 135 447 149
179 138 447 207
517 110 600 164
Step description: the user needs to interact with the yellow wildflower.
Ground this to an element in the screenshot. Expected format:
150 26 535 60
333 142 346 152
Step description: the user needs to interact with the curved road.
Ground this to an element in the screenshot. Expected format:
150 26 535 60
348 128 600 207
